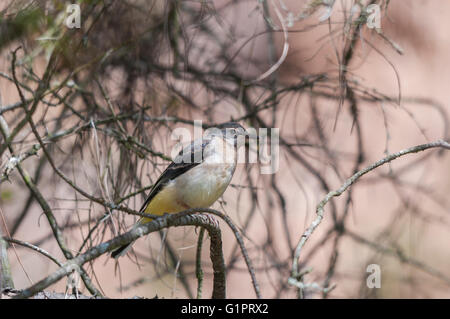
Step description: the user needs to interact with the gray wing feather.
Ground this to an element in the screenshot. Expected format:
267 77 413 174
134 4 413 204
138 139 210 213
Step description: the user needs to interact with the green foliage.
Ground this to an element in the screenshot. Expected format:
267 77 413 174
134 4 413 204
0 6 43 48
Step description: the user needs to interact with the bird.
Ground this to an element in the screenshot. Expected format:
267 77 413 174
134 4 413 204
111 122 247 258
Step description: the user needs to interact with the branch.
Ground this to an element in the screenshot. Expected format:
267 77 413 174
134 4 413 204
0 234 14 293
345 230 450 286
195 227 206 299
13 212 226 299
2 237 63 268
290 139 450 283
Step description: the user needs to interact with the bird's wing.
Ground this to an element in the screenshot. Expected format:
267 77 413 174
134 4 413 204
138 138 210 213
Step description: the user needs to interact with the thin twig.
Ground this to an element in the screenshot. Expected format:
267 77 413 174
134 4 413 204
290 139 450 281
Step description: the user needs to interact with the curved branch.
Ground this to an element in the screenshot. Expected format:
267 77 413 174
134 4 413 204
290 139 450 283
195 227 205 299
14 212 226 299
2 237 63 268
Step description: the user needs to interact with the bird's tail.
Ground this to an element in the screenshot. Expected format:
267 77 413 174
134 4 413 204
111 241 134 259
111 221 143 259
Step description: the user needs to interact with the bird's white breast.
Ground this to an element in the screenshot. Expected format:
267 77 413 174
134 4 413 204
174 137 237 208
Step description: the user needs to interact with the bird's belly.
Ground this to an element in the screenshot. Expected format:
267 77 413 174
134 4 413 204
175 163 235 208
143 183 187 216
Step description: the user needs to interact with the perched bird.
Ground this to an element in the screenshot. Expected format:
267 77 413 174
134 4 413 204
112 122 247 258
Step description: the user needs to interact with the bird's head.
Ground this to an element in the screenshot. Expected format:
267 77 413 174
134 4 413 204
206 122 247 147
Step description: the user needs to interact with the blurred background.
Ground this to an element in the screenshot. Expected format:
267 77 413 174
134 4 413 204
0 0 449 298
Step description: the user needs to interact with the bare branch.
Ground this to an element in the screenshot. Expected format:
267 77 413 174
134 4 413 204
291 140 450 283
